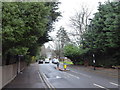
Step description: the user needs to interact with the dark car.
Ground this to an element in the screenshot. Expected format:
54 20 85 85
38 60 43 64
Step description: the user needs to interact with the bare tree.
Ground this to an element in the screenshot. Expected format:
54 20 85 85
69 5 92 46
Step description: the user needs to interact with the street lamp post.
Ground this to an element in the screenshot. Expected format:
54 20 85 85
89 18 96 70
17 55 23 74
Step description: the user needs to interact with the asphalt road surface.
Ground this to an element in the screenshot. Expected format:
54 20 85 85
39 62 119 90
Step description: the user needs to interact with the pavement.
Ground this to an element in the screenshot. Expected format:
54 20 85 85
2 63 47 89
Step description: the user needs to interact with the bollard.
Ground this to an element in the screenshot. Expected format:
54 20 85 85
64 64 67 70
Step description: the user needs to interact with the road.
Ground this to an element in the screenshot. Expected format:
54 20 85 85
39 62 119 90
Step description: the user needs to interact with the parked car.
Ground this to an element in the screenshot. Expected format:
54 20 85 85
38 60 43 64
45 58 49 63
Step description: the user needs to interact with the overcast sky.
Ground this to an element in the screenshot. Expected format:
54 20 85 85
45 0 108 48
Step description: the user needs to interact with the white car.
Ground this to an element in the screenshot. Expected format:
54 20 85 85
45 58 49 63
52 58 59 64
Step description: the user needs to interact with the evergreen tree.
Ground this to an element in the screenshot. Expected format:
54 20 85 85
2 2 60 65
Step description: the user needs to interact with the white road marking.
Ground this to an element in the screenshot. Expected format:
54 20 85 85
93 83 109 90
56 76 61 79
109 82 119 86
63 72 80 79
60 72 70 78
71 70 91 78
